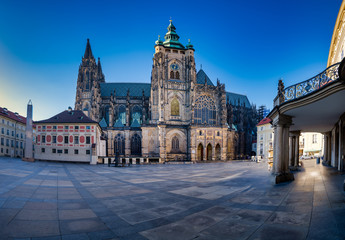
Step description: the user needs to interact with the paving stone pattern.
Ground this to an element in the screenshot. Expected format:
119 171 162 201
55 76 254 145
0 157 344 239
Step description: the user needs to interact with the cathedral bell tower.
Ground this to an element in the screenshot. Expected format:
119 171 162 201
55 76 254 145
150 20 197 125
75 39 104 121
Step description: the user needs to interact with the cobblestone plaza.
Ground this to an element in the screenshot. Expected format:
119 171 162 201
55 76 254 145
0 158 344 239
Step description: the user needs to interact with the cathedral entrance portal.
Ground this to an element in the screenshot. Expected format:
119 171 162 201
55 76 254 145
215 144 221 161
197 143 203 161
207 144 212 161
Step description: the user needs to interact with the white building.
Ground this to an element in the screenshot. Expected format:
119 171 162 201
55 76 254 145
35 109 105 164
300 132 324 157
256 118 273 161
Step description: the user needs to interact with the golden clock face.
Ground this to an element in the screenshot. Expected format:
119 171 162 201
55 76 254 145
170 63 179 70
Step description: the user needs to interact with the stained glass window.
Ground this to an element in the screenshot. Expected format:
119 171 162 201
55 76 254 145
171 136 179 152
118 105 126 125
171 98 180 116
193 95 217 125
131 105 142 124
131 134 141 155
114 134 125 155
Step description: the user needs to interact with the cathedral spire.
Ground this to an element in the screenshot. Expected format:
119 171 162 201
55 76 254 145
163 20 185 49
84 38 94 59
97 57 103 74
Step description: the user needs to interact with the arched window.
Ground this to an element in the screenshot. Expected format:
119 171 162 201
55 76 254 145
131 134 141 155
114 134 125 155
171 136 179 153
176 71 180 79
193 95 217 125
171 98 180 116
170 71 174 79
118 105 126 125
131 105 142 124
85 71 90 90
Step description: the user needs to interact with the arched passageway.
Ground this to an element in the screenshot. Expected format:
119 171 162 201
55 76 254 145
197 143 203 161
207 144 212 161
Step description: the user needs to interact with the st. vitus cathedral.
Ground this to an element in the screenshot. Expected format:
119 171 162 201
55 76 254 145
75 21 258 161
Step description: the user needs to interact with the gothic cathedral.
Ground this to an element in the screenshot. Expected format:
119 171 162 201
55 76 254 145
75 21 258 161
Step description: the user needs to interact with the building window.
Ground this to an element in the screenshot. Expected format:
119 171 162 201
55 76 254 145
260 134 263 140
52 136 56 143
11 131 14 136
6 129 9 135
312 134 317 144
64 136 68 144
86 149 90 155
194 95 217 125
42 135 46 143
86 126 90 130
65 126 68 130
175 71 180 79
16 141 18 148
118 105 126 125
86 136 90 144
0 138 3 146
131 105 142 124
11 140 13 147
42 126 46 130
1 128 3 134
260 143 263 155
6 139 9 146
64 149 68 154
21 133 23 139
74 136 79 144
74 126 79 130
199 131 202 136
74 149 78 154
217 131 220 136
171 98 180 116
270 133 272 139
57 149 62 154
114 134 125 155
52 149 56 153
170 71 174 79
131 134 141 155
20 142 23 149
53 126 57 130
171 136 179 153
0 148 2 153
41 148 45 153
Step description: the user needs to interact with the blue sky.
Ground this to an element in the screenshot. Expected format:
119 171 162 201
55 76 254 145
0 0 342 120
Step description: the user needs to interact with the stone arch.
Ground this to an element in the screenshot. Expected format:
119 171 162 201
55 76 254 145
207 143 212 161
215 143 221 161
197 143 204 161
166 130 186 153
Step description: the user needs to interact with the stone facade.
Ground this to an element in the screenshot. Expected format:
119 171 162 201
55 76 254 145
74 21 257 161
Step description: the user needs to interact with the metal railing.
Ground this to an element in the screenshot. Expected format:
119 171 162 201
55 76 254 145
279 62 340 105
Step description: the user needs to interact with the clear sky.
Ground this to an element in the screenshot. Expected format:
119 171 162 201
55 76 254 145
0 0 342 121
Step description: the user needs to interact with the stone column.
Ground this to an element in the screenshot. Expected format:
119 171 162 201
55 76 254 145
323 133 328 163
327 132 332 165
23 100 34 162
272 114 294 183
289 136 294 167
294 134 300 167
125 130 130 156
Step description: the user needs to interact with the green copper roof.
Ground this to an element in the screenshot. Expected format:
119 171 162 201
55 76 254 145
113 119 124 127
99 117 107 128
163 20 185 49
155 35 163 46
100 83 151 97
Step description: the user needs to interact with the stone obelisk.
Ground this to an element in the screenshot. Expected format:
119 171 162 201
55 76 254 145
23 100 34 162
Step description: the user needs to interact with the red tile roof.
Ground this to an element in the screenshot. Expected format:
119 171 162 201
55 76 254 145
35 110 97 124
257 117 272 126
0 107 27 125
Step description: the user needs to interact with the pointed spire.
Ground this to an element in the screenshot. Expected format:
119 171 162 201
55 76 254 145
97 57 102 74
84 38 94 59
163 20 185 49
